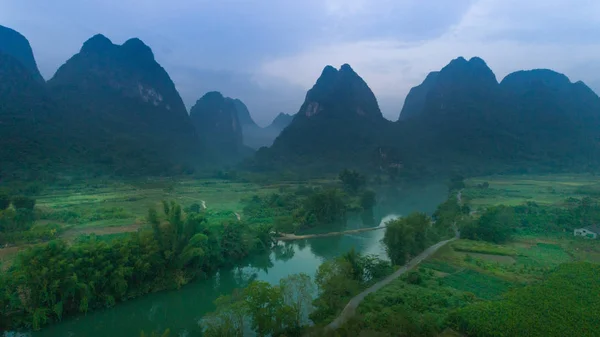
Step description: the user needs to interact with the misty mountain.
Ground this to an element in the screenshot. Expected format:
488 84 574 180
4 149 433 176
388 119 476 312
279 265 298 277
394 57 600 174
267 112 294 131
48 34 201 175
253 64 391 170
0 25 44 82
189 92 245 161
228 98 293 149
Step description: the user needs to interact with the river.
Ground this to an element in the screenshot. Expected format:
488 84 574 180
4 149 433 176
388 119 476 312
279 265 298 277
21 183 447 337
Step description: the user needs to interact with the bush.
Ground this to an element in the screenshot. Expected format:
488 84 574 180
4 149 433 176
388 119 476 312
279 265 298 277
11 196 36 210
360 190 377 210
461 206 515 243
0 193 9 210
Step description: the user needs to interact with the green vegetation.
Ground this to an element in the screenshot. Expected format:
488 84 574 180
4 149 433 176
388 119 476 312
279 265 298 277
339 169 366 194
243 184 374 233
202 273 314 337
383 212 450 265
450 262 600 337
311 250 393 324
333 268 477 337
462 206 515 243
0 202 270 331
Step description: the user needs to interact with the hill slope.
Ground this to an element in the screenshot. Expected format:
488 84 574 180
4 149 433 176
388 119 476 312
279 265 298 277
48 34 201 174
0 25 44 82
253 64 391 171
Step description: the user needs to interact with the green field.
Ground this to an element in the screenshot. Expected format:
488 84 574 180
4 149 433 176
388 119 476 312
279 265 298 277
464 174 600 208
33 178 313 229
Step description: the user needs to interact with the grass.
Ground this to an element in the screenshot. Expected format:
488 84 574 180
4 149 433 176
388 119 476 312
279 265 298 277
464 174 600 208
450 240 517 256
32 178 322 229
440 269 512 300
451 262 600 337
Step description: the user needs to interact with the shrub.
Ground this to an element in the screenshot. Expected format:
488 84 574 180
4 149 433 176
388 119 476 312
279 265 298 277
11 196 36 210
0 193 9 210
360 190 377 210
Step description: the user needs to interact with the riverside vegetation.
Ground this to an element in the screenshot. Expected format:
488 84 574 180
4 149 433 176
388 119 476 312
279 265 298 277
0 170 380 331
181 176 600 336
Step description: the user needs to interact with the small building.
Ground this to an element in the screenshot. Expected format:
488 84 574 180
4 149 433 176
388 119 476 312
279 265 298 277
574 225 600 239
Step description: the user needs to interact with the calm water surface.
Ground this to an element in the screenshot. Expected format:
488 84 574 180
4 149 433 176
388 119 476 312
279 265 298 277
24 183 447 337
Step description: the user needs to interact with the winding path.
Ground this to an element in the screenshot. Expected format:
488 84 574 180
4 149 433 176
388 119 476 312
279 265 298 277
325 233 458 330
324 191 463 331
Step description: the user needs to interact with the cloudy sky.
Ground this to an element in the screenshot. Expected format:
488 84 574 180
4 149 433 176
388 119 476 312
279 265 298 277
2 0 600 125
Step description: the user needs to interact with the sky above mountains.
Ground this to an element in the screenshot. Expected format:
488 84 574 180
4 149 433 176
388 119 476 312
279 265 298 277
2 0 599 125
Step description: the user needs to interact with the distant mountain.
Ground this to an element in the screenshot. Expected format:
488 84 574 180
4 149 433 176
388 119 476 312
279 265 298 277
232 98 257 128
0 25 44 82
499 69 600 166
189 92 245 161
48 34 201 175
252 64 390 170
267 112 294 130
228 99 292 149
398 71 438 121
395 57 600 175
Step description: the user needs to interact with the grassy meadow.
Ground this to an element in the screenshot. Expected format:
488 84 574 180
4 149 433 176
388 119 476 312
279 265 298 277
464 174 600 208
33 177 325 230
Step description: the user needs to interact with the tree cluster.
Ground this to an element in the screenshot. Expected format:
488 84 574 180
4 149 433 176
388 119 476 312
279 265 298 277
0 202 269 331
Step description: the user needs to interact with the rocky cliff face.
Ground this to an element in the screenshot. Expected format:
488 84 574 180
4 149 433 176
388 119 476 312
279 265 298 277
0 25 44 82
48 34 201 174
189 92 243 159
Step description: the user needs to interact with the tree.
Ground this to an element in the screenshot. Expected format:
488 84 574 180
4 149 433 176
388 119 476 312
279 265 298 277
360 190 377 210
202 292 246 337
0 193 9 210
383 213 431 265
243 281 286 337
11 196 35 210
339 169 366 194
462 206 515 243
301 188 347 226
279 273 315 330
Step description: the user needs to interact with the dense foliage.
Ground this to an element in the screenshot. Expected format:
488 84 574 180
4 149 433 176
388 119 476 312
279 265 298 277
461 197 600 244
331 267 477 337
0 202 269 330
202 273 315 337
242 186 367 233
450 262 600 337
311 249 393 324
461 206 515 243
383 212 449 265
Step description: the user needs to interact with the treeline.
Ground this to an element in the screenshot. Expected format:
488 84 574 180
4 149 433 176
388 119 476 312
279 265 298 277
200 249 393 336
461 197 600 243
243 170 377 233
0 194 55 245
0 202 270 331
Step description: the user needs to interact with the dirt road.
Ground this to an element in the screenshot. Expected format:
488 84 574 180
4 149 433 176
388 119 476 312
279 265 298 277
325 234 457 330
